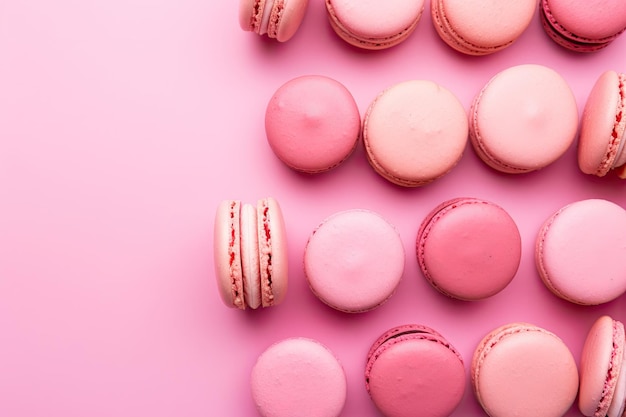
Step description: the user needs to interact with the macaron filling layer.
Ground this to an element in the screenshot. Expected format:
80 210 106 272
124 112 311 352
608 74 626 170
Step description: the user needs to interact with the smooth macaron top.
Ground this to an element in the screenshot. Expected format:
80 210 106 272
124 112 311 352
363 79 468 187
472 323 579 417
578 70 626 177
469 64 578 173
304 209 405 313
535 199 626 306
251 338 347 417
365 324 465 417
265 75 361 174
239 0 309 42
416 198 521 301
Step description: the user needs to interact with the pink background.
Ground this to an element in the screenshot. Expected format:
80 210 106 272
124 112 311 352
1 1 626 416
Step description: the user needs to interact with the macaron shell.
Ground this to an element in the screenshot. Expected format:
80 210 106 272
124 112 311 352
544 0 626 42
273 0 309 42
214 200 245 309
608 344 626 417
239 0 263 31
241 203 261 309
258 197 288 307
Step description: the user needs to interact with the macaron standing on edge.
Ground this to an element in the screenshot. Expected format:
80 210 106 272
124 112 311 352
239 0 309 42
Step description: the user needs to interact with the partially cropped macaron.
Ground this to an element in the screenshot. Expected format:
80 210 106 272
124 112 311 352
214 197 288 309
416 198 521 301
365 324 465 417
535 199 626 306
469 64 578 173
239 0 309 42
304 209 405 313
325 0 425 50
578 70 626 178
579 316 626 417
363 80 468 187
540 0 626 52
265 75 361 174
251 338 347 417
431 0 535 55
472 323 579 417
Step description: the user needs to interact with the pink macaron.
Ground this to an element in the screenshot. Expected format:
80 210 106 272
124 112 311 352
472 323 579 417
540 0 626 52
239 0 309 42
535 199 626 306
578 70 626 178
304 209 405 313
325 0 426 50
469 64 578 173
213 197 288 309
251 337 347 417
265 75 361 174
416 198 521 301
431 0 536 55
365 324 465 417
579 315 626 417
363 80 468 187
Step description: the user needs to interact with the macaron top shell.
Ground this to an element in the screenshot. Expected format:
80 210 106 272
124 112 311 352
214 200 246 309
544 0 626 42
241 203 261 309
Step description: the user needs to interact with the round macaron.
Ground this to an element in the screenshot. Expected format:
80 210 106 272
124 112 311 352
325 0 426 50
431 0 536 55
304 209 405 313
363 80 468 187
239 0 309 42
578 70 626 178
251 337 347 417
214 197 288 309
469 64 578 174
579 315 626 417
471 323 579 417
416 198 522 301
265 75 361 174
540 0 626 52
535 199 626 306
365 324 465 417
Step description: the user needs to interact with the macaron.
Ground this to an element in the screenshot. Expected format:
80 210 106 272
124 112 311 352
365 324 465 417
265 75 361 174
535 199 626 306
239 0 309 42
579 315 626 417
431 0 536 55
416 198 521 301
213 197 288 309
578 70 626 178
540 0 626 52
251 337 347 417
304 209 404 313
471 323 579 417
325 0 425 50
469 64 578 173
363 80 468 187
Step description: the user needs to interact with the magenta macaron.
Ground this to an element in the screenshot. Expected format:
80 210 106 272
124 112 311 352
365 324 465 417
239 0 309 42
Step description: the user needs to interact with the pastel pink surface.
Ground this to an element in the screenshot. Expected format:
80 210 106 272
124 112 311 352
265 75 360 173
304 210 405 313
364 80 468 186
417 198 521 301
470 64 578 173
535 199 626 306
251 338 347 417
472 323 579 417
365 325 465 417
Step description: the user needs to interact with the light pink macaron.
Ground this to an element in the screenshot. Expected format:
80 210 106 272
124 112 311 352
251 337 347 417
535 199 626 306
431 0 536 55
472 323 579 417
365 324 465 417
579 315 626 417
578 70 626 178
416 198 521 301
469 64 578 173
363 80 468 187
239 0 309 42
265 75 361 174
325 0 426 49
304 209 405 313
540 0 626 52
